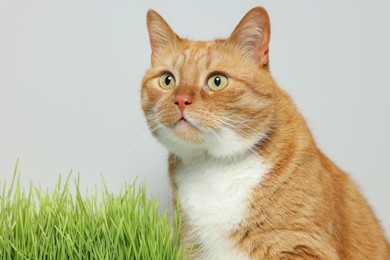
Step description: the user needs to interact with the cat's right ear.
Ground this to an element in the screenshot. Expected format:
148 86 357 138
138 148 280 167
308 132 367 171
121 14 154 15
146 10 177 57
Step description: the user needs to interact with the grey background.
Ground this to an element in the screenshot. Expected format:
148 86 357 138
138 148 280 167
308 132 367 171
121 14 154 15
1 0 389 239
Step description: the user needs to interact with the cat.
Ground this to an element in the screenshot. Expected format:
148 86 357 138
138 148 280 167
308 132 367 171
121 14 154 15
141 6 390 260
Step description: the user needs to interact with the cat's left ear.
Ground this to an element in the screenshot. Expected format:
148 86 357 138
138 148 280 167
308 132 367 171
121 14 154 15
146 9 178 57
229 7 270 66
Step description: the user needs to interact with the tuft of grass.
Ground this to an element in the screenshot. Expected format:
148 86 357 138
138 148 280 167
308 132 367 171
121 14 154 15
0 161 186 259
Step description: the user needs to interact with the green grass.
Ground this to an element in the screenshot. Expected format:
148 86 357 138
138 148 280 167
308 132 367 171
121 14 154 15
0 161 186 259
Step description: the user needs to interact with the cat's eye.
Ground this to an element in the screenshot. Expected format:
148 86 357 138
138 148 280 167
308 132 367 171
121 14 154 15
207 74 228 91
159 73 176 90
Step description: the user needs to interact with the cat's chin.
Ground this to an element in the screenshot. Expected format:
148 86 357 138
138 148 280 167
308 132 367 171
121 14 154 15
158 124 264 160
172 121 204 144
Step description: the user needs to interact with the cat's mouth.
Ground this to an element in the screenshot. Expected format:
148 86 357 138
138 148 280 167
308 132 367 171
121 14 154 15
175 116 191 127
178 117 187 123
174 116 199 130
169 115 204 143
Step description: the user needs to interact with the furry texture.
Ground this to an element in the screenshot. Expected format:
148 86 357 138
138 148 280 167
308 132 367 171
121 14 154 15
174 152 268 260
141 6 390 259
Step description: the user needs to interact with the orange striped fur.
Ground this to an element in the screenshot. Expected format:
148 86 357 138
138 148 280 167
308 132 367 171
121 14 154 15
141 7 390 259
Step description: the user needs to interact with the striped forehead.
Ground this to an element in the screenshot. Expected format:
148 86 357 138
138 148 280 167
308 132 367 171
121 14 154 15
171 41 215 86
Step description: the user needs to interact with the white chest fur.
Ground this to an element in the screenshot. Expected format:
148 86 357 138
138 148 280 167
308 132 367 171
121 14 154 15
174 152 269 260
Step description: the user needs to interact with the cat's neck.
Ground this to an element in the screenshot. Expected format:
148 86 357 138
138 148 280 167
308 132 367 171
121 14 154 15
255 88 319 181
178 149 260 166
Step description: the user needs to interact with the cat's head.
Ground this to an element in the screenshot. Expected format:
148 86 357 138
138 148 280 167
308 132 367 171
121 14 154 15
141 7 276 159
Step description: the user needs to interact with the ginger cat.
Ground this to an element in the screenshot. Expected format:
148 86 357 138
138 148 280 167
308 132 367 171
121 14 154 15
141 6 390 259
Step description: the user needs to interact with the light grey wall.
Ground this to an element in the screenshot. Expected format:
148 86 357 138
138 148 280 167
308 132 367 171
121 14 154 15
1 0 389 238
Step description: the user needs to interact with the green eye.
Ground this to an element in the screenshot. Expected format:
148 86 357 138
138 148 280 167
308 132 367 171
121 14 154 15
207 74 228 91
159 73 176 89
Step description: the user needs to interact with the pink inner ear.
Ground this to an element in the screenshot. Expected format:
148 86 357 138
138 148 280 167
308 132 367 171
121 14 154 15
149 37 157 52
229 7 271 66
146 9 177 55
257 33 270 65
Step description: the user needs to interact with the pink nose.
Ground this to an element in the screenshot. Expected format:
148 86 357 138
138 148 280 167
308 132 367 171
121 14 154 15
174 94 193 113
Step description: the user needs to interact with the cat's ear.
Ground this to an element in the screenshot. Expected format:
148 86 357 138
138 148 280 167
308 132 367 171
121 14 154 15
229 7 270 66
146 9 178 56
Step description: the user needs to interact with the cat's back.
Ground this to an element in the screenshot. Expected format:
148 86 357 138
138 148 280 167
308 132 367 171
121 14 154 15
319 153 390 259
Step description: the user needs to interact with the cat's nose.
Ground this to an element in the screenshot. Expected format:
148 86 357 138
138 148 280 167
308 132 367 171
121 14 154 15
174 94 193 113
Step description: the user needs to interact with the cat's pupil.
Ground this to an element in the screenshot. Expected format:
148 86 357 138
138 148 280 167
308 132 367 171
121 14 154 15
214 76 221 87
165 76 172 85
